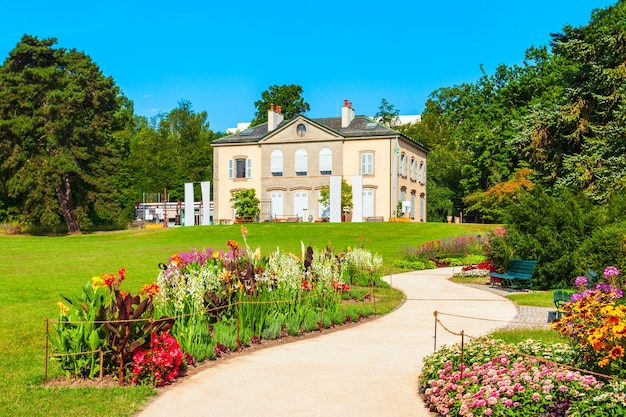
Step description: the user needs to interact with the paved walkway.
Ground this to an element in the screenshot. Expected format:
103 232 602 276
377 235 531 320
135 268 547 417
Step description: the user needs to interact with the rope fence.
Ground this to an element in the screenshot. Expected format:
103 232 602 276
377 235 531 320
432 309 626 384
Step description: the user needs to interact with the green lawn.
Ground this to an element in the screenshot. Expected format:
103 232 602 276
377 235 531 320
1 222 495 417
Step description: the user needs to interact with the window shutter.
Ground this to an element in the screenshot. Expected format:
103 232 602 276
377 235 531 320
228 159 233 179
246 158 252 178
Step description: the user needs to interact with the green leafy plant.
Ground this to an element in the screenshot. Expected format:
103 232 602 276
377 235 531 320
230 189 261 220
50 279 109 378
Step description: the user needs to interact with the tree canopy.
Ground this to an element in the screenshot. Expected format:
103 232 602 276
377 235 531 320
128 100 218 203
250 84 310 126
374 98 400 127
409 1 626 221
0 35 125 233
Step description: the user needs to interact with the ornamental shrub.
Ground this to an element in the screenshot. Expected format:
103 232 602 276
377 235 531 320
489 188 603 289
574 223 626 276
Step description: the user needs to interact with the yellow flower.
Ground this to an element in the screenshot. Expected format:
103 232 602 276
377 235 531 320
598 357 610 367
213 251 221 260
219 268 232 282
56 302 70 316
253 247 261 261
612 322 626 337
91 276 104 290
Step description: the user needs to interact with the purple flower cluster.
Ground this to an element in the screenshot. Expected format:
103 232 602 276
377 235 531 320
573 276 588 289
570 282 623 303
604 266 620 279
177 247 220 267
404 235 488 260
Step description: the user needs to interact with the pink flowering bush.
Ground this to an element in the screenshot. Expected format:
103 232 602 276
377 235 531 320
131 331 185 387
420 338 604 416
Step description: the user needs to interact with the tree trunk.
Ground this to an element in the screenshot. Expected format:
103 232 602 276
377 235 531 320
56 172 80 234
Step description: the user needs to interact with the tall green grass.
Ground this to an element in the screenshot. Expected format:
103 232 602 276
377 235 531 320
1 222 495 417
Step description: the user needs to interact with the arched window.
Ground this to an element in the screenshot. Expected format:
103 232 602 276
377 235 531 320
271 150 283 176
295 149 308 176
419 161 425 184
404 154 409 177
319 148 332 175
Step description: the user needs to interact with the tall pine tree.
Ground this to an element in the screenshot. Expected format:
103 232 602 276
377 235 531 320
0 35 125 232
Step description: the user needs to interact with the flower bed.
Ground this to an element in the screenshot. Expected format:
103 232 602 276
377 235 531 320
48 227 385 386
420 338 602 416
395 235 490 270
421 265 626 416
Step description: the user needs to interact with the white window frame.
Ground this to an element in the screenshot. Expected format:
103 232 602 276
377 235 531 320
319 147 332 175
271 150 283 176
295 149 307 176
360 152 374 175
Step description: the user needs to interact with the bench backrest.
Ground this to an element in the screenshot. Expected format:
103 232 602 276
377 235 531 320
507 260 539 277
585 269 598 286
553 290 572 303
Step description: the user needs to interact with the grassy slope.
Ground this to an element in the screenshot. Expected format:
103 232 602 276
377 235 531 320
0 222 495 417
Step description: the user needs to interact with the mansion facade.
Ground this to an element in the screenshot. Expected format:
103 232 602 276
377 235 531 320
211 100 428 223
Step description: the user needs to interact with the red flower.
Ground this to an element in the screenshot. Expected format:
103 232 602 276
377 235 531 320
131 331 184 387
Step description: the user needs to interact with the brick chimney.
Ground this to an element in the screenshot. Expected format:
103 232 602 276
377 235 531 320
341 99 355 128
268 103 284 132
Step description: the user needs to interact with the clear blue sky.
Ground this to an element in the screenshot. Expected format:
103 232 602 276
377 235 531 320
1 1 617 132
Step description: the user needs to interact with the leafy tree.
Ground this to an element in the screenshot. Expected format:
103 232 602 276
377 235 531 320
128 100 219 203
230 189 260 220
512 1 626 202
250 84 310 126
421 43 568 218
0 35 126 233
318 178 353 212
397 105 448 150
464 168 535 222
374 98 400 127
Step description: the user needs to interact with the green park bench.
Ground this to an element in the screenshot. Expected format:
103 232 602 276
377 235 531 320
552 269 598 320
489 259 539 292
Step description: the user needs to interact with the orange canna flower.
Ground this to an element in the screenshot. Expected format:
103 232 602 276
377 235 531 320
170 253 183 268
102 273 116 287
141 282 160 297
